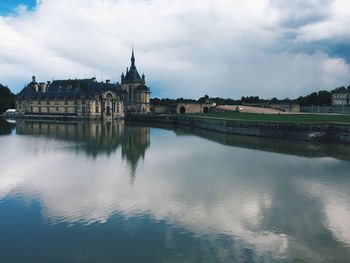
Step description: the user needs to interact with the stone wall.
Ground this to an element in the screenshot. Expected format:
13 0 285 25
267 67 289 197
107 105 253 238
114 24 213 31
127 115 350 143
243 103 300 112
152 105 174 114
152 103 212 114
175 103 211 114
269 104 300 112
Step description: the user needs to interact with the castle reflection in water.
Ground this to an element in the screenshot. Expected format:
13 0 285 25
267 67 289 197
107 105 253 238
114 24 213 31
16 120 150 180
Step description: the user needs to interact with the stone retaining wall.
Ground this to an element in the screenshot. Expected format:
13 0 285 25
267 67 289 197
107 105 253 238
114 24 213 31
127 115 350 143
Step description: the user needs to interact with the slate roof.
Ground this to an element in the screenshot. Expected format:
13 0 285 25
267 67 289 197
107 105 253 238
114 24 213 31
122 49 143 84
123 66 143 84
18 78 123 100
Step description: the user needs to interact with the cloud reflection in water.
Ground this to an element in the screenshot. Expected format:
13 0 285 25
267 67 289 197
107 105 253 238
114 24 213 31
0 120 350 261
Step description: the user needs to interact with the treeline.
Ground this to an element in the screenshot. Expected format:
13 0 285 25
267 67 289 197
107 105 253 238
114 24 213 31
0 84 15 114
152 86 350 107
295 90 332 106
151 95 241 105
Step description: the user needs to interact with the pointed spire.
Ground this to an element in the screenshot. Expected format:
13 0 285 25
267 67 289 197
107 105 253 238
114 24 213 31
131 47 135 68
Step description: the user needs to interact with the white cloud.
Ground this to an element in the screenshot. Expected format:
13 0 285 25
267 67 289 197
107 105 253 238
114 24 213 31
1 0 350 98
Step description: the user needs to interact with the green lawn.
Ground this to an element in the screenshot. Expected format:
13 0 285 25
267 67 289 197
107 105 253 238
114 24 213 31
174 112 350 125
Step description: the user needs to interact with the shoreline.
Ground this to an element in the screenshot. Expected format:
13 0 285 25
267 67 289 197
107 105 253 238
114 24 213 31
4 113 350 143
126 114 350 143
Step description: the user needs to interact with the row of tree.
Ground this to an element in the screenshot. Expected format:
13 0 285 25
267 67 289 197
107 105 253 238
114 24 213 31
0 84 15 114
152 86 350 107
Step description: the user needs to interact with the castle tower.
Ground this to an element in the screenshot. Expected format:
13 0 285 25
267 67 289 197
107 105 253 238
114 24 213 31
121 49 150 114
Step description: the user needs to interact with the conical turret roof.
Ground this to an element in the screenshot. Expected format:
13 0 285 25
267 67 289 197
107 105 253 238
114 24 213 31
122 49 143 84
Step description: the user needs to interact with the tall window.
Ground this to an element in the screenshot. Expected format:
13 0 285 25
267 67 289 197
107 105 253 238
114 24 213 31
96 105 99 113
116 102 119 113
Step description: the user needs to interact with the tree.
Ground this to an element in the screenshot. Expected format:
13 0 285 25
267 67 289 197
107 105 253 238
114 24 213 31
270 97 278 103
317 90 332 106
0 84 15 114
198 94 210 103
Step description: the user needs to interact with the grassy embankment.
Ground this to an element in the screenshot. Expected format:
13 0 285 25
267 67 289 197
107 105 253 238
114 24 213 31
172 112 350 125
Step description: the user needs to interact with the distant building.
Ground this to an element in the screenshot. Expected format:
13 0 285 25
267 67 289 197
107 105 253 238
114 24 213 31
332 88 350 106
15 49 150 119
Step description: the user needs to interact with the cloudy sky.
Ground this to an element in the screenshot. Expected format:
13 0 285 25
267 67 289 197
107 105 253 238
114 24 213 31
0 0 350 99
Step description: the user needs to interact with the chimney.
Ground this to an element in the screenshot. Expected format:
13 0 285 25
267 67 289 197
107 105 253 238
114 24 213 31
34 83 39 92
106 79 110 84
92 77 97 82
40 82 46 92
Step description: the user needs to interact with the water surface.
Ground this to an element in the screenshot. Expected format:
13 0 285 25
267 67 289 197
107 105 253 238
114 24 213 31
0 119 350 262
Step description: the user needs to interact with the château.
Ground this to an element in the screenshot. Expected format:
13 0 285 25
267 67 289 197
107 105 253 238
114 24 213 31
15 49 150 119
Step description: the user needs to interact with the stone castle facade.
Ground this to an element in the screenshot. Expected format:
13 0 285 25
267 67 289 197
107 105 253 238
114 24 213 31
16 49 150 119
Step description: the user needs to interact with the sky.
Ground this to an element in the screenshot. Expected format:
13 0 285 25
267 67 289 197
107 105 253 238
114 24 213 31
0 0 350 99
